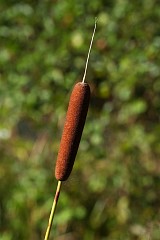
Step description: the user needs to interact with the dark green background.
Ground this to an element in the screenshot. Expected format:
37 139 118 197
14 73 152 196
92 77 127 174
0 0 160 239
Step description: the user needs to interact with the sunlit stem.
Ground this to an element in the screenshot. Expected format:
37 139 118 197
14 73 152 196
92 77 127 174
44 181 62 240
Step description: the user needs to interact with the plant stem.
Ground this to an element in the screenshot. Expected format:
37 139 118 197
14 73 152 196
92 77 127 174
82 18 97 83
44 181 62 240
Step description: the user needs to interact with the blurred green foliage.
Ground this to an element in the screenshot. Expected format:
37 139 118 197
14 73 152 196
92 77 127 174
0 0 160 239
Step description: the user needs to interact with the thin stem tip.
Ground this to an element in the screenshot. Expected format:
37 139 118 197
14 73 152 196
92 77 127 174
82 18 97 84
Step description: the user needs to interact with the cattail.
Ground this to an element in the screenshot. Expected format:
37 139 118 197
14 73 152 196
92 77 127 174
44 19 97 240
55 82 90 181
55 18 97 181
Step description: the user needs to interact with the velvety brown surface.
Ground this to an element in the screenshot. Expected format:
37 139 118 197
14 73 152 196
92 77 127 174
55 82 90 181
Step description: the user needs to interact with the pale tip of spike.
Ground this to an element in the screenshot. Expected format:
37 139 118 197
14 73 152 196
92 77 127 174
82 18 97 84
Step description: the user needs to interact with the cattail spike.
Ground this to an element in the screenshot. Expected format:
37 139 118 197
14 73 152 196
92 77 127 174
55 82 90 181
82 18 97 83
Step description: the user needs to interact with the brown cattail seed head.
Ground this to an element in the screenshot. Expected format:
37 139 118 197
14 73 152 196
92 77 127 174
55 82 90 181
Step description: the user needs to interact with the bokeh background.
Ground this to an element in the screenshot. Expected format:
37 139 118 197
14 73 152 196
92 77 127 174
0 0 160 239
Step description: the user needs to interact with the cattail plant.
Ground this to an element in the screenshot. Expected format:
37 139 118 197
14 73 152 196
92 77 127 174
44 19 97 240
